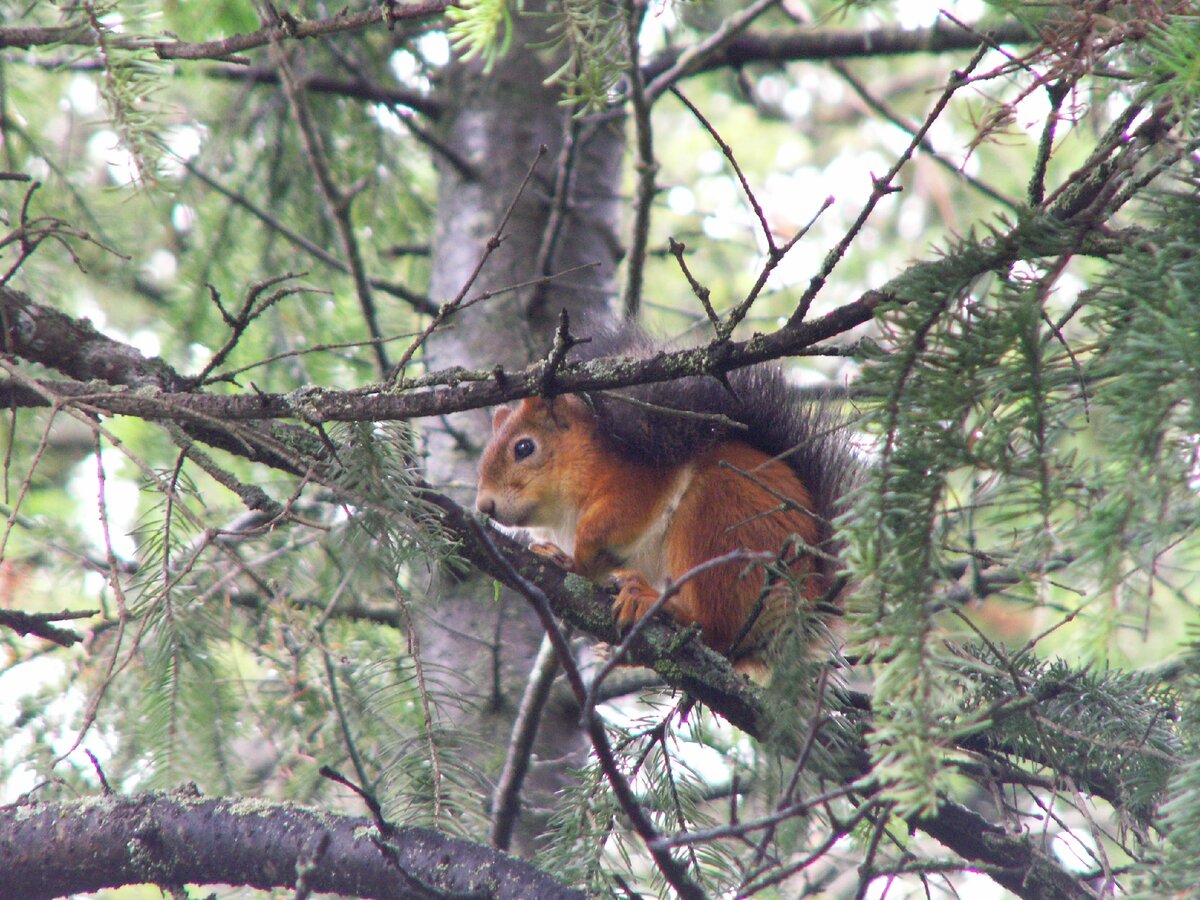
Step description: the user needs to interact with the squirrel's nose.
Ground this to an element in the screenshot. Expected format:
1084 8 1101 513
476 495 495 518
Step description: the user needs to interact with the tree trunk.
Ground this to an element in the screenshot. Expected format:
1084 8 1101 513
418 6 625 854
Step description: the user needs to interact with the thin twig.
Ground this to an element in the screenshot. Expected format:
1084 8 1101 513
643 0 784 103
1028 81 1070 206
585 549 773 722
468 520 706 900
320 639 375 794
181 161 435 314
671 86 774 253
654 780 864 849
195 275 313 384
619 0 655 319
270 31 390 376
830 59 1018 210
668 238 719 328
787 43 989 327
527 117 584 318
394 586 447 824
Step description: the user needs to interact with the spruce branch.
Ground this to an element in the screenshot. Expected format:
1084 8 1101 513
180 162 436 316
270 35 390 376
0 4 452 62
0 791 584 900
0 608 95 646
0 278 1156 898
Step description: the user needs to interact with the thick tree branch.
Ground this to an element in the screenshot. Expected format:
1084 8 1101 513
0 285 193 390
0 791 584 900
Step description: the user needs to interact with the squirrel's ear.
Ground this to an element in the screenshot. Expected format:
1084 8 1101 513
555 393 591 417
541 393 592 430
490 405 513 432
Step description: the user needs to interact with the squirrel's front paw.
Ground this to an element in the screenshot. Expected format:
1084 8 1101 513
611 570 660 629
529 541 575 571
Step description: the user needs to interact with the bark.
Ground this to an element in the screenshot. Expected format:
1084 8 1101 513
0 792 584 900
414 1 625 855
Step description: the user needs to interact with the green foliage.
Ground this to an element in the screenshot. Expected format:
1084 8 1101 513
956 643 1177 822
448 0 627 110
1132 633 1200 897
1143 15 1200 132
540 0 628 111
538 709 745 896
79 0 172 185
447 0 516 73
845 194 1200 812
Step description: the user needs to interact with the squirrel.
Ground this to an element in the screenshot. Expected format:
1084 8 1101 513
474 323 857 665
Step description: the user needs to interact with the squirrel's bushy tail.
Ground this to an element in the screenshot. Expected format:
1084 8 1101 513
568 319 861 577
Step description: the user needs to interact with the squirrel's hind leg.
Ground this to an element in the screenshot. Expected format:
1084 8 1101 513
611 570 691 631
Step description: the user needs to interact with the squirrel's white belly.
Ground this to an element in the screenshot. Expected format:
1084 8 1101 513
614 463 695 590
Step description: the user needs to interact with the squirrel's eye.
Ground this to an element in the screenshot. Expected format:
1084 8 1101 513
513 438 536 461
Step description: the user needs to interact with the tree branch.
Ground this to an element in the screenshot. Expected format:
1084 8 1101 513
0 608 94 646
0 214 1131 425
10 58 442 118
0 4 450 62
430 498 1095 900
641 19 1036 84
0 791 584 900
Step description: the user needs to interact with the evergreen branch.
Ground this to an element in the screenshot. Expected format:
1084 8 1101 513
468 520 707 899
0 280 1136 897
439 501 1096 900
0 4 451 62
166 426 284 518
0 791 585 900
0 608 95 646
180 162 437 316
0 208 1131 422
641 20 1036 84
270 38 390 376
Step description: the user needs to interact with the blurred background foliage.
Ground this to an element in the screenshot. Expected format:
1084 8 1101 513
2 0 1200 896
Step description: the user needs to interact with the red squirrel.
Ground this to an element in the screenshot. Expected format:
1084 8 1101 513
474 325 855 664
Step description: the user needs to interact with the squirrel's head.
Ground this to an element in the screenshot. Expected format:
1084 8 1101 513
474 394 595 529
